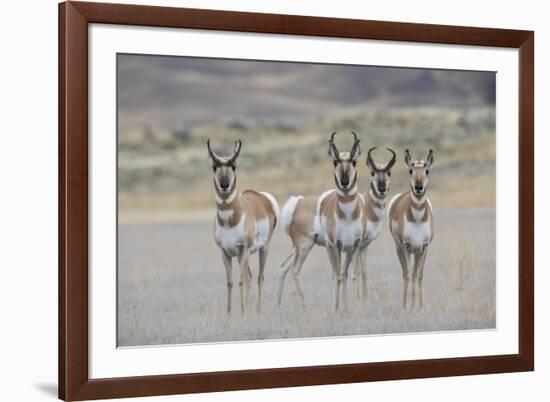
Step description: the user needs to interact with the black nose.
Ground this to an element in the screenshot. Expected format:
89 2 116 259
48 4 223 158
414 183 423 192
340 176 350 186
220 178 230 190
378 184 387 193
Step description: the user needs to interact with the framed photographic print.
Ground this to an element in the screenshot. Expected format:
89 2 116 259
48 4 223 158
59 1 534 400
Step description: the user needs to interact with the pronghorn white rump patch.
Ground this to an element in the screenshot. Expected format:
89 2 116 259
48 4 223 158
281 195 303 234
260 191 280 224
214 213 246 257
217 209 234 221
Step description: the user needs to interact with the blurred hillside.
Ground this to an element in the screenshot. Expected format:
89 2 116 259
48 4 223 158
118 54 495 132
117 55 495 222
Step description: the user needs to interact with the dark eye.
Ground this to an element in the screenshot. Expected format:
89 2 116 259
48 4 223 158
409 169 413 174
333 161 338 167
426 169 429 175
371 171 375 177
352 161 356 167
387 171 391 177
231 164 236 171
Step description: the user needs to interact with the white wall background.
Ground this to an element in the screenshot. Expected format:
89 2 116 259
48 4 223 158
0 0 545 400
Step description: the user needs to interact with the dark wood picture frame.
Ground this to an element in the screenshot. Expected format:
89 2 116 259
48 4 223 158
59 1 534 400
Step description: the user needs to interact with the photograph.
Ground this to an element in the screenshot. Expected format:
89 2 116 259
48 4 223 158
116 53 496 347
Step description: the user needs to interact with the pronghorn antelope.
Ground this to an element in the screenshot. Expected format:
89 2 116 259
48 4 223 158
207 139 280 314
388 149 434 309
352 146 396 301
277 132 364 311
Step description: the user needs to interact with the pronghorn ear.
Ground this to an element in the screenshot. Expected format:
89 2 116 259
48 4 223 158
426 149 434 168
404 149 413 168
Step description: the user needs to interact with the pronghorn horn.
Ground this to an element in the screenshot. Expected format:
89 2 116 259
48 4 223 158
384 147 397 171
366 146 379 171
350 131 361 159
207 139 222 164
328 131 340 160
228 139 242 164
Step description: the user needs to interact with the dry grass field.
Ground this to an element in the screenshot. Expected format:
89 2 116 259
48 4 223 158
117 208 495 346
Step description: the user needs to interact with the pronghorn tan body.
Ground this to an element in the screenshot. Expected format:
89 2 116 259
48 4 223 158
278 132 363 311
208 139 280 314
388 149 434 309
352 147 396 300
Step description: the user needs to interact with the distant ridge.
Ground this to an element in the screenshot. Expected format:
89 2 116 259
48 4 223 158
118 54 495 132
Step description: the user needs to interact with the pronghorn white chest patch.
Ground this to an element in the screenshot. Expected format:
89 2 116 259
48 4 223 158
338 199 357 218
217 209 234 221
333 214 363 251
402 214 432 252
214 214 246 257
411 207 425 221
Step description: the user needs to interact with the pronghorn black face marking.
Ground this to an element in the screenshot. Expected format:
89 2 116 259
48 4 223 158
207 139 241 194
404 149 434 196
366 147 397 198
327 131 361 192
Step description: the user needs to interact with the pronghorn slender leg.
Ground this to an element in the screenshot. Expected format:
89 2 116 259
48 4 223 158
257 246 268 313
411 253 418 308
237 248 250 315
335 246 343 311
359 245 369 302
245 264 252 307
342 247 358 312
221 250 233 314
290 242 314 308
352 252 361 300
325 245 341 311
396 245 410 309
415 247 428 309
277 248 295 307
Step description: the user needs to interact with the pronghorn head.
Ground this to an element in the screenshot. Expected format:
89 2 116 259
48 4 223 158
207 139 241 194
366 147 396 198
404 149 434 196
327 131 362 191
